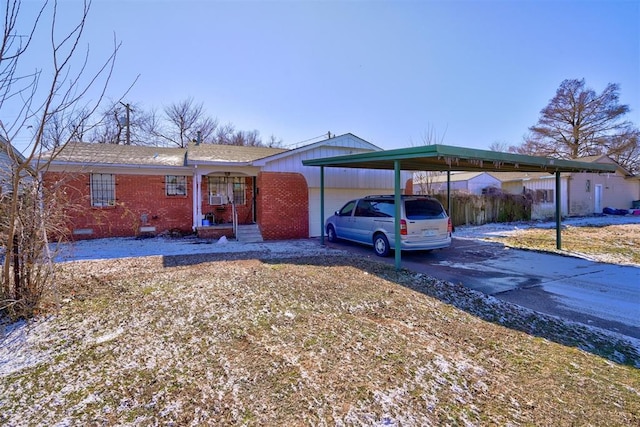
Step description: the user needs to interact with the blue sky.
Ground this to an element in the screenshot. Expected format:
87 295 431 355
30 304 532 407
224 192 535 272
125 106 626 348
9 0 640 152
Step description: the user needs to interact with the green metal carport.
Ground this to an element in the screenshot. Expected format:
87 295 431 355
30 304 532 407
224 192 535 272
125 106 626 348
302 144 618 270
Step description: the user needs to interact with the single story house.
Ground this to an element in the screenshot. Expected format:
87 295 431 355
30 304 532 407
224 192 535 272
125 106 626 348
415 155 640 219
415 171 502 195
1 136 33 197
43 133 411 241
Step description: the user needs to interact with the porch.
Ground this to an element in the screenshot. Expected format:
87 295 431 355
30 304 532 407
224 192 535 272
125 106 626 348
196 223 263 242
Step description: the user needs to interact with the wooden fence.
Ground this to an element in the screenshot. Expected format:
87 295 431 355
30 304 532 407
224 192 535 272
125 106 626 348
434 192 532 226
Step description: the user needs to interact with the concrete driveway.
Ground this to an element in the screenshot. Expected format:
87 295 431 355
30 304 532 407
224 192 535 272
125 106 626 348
325 237 640 340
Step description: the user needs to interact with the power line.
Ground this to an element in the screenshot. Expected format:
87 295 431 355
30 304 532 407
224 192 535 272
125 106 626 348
282 132 331 149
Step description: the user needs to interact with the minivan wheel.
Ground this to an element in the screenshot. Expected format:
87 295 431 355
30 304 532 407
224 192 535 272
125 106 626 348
326 225 337 243
373 233 390 257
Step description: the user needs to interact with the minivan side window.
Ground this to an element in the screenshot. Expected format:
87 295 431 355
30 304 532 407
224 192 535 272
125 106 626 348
405 199 446 220
354 200 373 217
339 200 356 216
371 200 394 217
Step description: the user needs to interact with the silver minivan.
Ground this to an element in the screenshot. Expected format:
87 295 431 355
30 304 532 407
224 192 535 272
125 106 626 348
325 195 452 256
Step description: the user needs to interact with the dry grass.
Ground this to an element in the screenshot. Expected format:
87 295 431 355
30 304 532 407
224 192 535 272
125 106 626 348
1 252 639 426
486 223 640 265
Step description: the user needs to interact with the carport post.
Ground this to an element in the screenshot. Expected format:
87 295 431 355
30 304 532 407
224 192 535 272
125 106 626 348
320 166 325 246
394 160 402 270
555 170 562 250
447 170 452 217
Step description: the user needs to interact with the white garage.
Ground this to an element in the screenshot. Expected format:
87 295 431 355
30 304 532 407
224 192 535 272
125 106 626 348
254 133 411 237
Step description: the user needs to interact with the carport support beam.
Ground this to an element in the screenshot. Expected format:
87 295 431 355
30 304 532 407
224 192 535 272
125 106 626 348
555 170 562 250
320 166 325 246
447 170 451 217
394 160 402 270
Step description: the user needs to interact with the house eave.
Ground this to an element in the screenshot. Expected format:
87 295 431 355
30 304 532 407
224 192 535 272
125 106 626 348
46 161 192 170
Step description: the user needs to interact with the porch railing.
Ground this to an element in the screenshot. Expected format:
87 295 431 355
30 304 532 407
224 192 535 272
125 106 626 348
232 202 238 238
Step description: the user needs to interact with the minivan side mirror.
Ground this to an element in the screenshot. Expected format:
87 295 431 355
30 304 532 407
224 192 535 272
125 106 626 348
335 210 341 216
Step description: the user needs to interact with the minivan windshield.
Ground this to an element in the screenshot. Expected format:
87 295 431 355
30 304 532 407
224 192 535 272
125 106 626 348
405 199 446 220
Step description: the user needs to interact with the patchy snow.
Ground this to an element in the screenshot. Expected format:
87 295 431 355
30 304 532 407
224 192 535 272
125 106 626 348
0 216 638 424
454 214 640 239
53 236 340 263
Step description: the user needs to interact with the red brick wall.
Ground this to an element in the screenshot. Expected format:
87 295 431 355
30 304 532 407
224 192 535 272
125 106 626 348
44 172 193 239
257 172 309 240
405 178 414 195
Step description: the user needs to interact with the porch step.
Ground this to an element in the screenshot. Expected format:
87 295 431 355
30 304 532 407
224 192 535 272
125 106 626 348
236 224 263 243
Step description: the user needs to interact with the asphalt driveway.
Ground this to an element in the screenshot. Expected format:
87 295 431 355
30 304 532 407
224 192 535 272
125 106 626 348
324 236 640 340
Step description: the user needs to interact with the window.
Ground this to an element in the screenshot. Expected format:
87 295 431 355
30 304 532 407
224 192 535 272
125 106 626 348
166 175 187 196
231 177 246 205
339 200 356 216
208 176 246 205
90 173 115 207
371 200 395 217
405 199 445 219
535 189 554 203
354 200 373 216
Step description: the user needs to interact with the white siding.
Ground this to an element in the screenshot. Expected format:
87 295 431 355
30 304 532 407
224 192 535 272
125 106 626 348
261 135 412 237
416 172 500 195
0 149 11 194
503 176 568 219
261 134 410 189
467 175 502 194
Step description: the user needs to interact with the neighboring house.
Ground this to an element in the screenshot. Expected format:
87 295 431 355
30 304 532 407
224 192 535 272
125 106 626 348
43 133 409 240
562 155 640 216
414 155 640 219
417 171 502 195
0 136 28 196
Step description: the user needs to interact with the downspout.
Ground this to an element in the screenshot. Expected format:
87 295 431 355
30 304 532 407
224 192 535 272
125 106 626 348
555 170 562 250
447 170 452 218
320 166 325 245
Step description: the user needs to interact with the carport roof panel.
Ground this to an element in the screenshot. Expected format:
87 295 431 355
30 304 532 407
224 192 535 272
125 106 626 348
302 144 618 173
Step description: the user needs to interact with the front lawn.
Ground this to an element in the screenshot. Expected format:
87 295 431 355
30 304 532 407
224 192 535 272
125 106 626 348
485 223 640 266
1 253 638 425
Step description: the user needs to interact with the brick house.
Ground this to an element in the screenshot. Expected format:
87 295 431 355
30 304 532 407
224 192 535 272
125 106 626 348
43 133 410 241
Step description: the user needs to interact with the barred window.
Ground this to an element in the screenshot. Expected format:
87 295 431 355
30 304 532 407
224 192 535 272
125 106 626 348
166 175 187 196
208 176 246 205
90 173 115 207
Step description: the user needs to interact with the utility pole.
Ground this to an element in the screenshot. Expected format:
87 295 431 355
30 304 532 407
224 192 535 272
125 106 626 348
119 102 132 145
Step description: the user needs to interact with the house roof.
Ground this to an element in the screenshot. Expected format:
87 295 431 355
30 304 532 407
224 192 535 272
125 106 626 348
252 133 382 166
489 171 554 182
47 142 188 167
186 142 287 164
303 144 619 174
0 136 26 163
423 171 490 183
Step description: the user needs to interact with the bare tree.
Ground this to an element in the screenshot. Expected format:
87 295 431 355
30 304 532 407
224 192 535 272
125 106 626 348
488 141 509 152
88 101 159 145
40 107 93 148
517 79 639 172
1 0 118 319
413 126 447 195
266 134 283 148
157 98 219 147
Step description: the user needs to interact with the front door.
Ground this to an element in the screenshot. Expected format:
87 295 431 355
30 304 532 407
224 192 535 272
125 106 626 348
594 184 603 214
